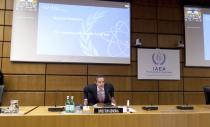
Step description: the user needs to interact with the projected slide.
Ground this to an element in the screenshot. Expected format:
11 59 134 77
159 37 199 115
203 14 210 60
37 3 129 57
10 0 130 64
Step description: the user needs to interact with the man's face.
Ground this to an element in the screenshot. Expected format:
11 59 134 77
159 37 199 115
96 77 105 88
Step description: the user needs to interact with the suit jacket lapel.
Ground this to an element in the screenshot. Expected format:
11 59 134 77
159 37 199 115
104 84 108 101
93 84 98 101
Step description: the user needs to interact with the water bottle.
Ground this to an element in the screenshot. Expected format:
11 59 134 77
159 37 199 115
69 96 75 113
65 96 71 113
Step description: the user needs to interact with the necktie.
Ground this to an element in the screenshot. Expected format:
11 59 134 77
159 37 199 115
98 88 105 103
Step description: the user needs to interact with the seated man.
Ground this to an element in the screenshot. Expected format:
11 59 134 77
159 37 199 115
83 75 116 106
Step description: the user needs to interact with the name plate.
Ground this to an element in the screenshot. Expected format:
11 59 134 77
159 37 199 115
94 107 123 113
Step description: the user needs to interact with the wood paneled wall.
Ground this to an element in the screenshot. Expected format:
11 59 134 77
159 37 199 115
0 0 208 106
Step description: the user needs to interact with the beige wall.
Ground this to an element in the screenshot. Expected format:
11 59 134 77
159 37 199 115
0 0 208 106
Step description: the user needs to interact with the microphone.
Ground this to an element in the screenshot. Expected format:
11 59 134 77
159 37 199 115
142 104 158 111
48 91 64 112
176 104 194 110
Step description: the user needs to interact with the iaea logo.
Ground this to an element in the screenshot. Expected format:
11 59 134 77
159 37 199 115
152 52 166 65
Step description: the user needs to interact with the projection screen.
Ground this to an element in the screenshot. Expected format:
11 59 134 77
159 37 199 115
185 6 210 67
11 0 130 64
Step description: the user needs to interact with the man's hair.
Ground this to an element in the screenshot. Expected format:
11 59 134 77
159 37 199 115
95 75 105 81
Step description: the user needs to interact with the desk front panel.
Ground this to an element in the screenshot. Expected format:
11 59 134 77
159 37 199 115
1 105 210 127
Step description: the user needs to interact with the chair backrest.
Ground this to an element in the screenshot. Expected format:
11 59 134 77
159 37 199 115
203 86 210 104
0 85 4 105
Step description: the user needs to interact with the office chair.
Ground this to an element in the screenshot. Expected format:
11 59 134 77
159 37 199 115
0 85 4 106
203 86 210 104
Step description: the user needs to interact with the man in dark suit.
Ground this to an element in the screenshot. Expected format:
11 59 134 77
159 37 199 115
83 75 116 106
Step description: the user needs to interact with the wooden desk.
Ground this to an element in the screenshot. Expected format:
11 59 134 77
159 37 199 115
1 105 210 127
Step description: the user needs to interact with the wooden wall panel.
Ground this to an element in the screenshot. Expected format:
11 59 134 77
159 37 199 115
88 64 131 76
46 76 86 91
5 10 12 25
132 6 156 19
0 58 2 70
159 92 183 105
158 34 183 48
180 63 184 77
132 92 158 105
159 79 183 91
132 19 157 33
3 42 10 57
132 33 157 47
184 92 205 104
115 92 132 105
132 0 157 6
2 58 46 74
0 0 208 106
184 67 210 77
46 64 87 75
158 7 182 20
131 48 136 62
0 10 4 25
158 0 180 7
0 0 5 9
184 78 210 91
180 49 184 63
3 26 11 41
88 76 131 91
0 26 3 41
6 0 13 10
158 21 184 34
45 92 83 106
131 62 137 76
4 75 45 90
0 42 2 57
2 92 45 106
132 78 158 91
46 91 132 106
